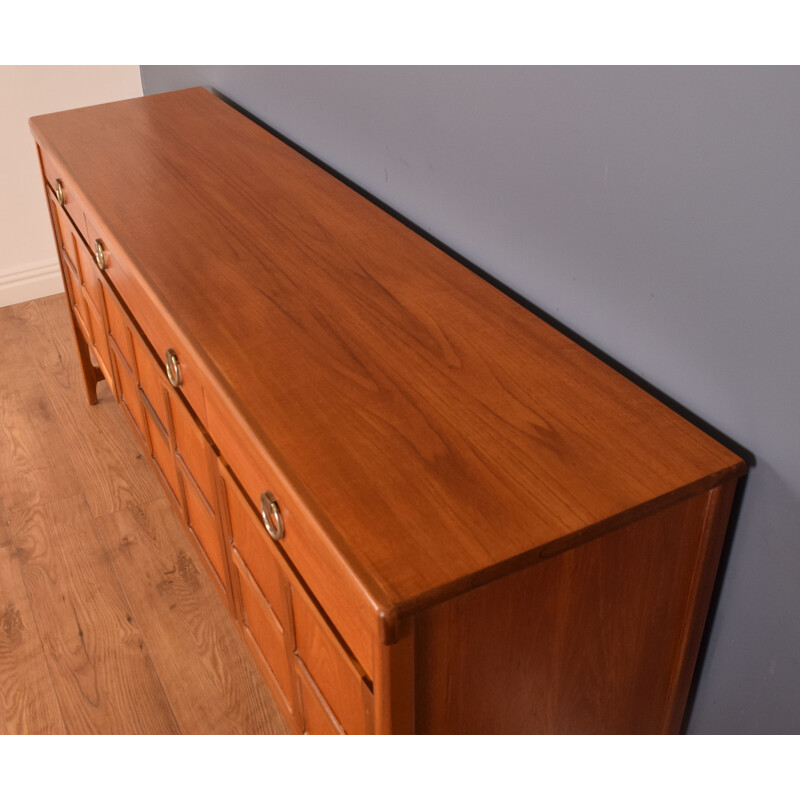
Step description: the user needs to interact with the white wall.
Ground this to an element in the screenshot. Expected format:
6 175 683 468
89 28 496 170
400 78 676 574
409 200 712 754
0 66 142 307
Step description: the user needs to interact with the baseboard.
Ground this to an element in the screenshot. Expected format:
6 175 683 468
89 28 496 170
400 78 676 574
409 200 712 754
0 258 64 308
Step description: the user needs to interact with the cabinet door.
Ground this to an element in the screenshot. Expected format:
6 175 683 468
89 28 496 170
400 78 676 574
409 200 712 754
147 401 183 508
128 323 230 601
48 197 89 336
83 293 115 392
47 194 78 270
100 282 148 449
48 194 118 397
170 394 215 508
110 344 147 445
291 583 374 735
130 331 183 508
183 474 227 589
219 467 298 726
74 234 105 316
296 667 342 734
59 218 115 395
101 281 135 373
169 395 229 593
132 333 171 432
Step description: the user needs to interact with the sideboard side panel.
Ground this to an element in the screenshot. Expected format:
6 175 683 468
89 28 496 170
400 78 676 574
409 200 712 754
414 487 735 734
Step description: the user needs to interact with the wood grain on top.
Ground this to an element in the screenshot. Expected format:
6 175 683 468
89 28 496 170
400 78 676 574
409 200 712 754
29 89 745 619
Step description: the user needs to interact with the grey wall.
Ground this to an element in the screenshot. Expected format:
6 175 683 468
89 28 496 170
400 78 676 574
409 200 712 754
140 66 800 734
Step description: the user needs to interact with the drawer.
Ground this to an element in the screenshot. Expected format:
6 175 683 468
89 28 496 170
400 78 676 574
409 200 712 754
104 253 207 425
220 468 288 628
40 147 89 241
206 386 378 678
297 665 342 735
232 550 295 713
291 582 373 735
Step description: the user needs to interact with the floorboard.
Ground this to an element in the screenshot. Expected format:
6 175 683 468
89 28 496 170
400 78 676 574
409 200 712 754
10 495 181 734
11 298 164 518
0 294 290 735
0 495 10 550
0 540 67 734
0 307 82 514
96 499 290 734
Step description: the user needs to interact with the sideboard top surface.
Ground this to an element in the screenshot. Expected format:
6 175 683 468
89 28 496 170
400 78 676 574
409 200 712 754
29 88 744 617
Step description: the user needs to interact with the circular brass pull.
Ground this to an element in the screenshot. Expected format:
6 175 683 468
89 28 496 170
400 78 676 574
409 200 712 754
55 179 65 207
165 348 182 388
260 491 285 541
94 239 107 270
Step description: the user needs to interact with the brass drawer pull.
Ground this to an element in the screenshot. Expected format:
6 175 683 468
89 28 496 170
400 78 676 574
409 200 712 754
55 179 65 206
260 491 285 541
94 239 107 270
165 348 182 387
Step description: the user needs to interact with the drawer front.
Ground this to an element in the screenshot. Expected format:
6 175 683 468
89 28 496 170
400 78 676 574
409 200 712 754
103 252 207 425
206 387 378 679
40 148 89 241
291 583 373 735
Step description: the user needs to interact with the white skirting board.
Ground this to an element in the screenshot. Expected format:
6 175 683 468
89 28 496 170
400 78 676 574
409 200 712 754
0 258 64 308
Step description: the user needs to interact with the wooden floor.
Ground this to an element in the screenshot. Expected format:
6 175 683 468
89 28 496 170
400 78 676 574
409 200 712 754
0 293 290 734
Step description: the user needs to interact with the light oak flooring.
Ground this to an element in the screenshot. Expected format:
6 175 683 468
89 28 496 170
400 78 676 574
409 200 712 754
0 293 289 734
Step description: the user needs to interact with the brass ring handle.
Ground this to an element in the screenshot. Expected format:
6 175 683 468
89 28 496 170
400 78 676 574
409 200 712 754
55 179 65 207
94 239 107 270
165 348 182 388
260 491 285 541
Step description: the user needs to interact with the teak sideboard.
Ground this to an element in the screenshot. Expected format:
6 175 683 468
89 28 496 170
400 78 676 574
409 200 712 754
29 88 745 734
